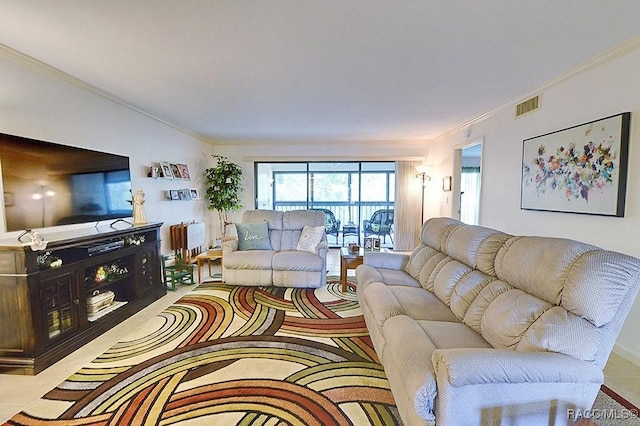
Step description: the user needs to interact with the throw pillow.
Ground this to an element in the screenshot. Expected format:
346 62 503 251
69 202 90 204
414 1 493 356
296 225 325 253
235 221 272 251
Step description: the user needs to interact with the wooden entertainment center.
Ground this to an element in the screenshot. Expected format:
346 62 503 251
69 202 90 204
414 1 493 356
0 222 165 375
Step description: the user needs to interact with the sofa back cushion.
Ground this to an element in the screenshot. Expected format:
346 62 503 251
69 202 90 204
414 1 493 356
241 210 326 251
420 217 460 251
280 210 325 251
414 217 640 368
494 236 598 306
484 236 640 365
442 224 510 275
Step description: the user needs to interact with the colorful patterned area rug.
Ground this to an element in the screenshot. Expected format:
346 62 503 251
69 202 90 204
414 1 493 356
6 278 402 425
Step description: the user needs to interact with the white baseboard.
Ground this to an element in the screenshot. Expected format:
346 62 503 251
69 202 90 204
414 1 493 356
612 343 640 367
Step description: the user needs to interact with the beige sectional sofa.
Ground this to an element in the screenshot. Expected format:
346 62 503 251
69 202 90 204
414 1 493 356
356 217 640 426
222 209 328 287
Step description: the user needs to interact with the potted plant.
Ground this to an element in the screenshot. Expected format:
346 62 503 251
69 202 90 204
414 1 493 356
204 155 243 242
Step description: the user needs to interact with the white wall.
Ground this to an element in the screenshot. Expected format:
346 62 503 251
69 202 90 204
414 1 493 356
426 40 640 363
0 48 212 253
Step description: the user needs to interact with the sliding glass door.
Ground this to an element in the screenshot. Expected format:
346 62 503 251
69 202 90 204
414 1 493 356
255 161 395 247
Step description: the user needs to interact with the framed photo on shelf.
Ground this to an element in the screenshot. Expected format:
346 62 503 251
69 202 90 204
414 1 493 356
189 188 199 199
169 190 180 200
170 164 182 180
160 162 174 179
177 164 191 180
179 189 192 200
521 112 630 217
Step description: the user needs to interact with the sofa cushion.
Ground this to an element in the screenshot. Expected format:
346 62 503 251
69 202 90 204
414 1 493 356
378 268 421 287
235 221 272 251
481 289 551 350
388 285 460 322
272 250 323 272
420 217 460 251
449 270 494 321
283 209 325 229
242 209 284 230
296 225 325 253
417 252 449 291
433 260 474 306
463 280 513 334
405 245 440 280
416 320 492 349
495 236 598 305
563 250 640 327
517 306 601 363
442 224 507 271
224 249 275 270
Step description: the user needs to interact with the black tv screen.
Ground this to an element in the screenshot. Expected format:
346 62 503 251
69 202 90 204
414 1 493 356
0 132 133 232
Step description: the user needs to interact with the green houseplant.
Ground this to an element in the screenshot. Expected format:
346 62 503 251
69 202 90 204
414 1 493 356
204 155 243 240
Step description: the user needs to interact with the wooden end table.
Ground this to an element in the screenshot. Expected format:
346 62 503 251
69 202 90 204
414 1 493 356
340 247 388 292
195 248 223 284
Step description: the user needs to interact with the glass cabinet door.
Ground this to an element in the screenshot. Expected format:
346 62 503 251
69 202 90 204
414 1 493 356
42 272 78 342
135 248 157 297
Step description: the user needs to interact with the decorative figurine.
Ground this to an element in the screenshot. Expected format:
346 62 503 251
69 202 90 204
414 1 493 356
132 189 147 225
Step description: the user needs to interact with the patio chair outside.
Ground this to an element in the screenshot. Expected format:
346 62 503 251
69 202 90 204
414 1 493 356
363 209 394 244
312 208 341 244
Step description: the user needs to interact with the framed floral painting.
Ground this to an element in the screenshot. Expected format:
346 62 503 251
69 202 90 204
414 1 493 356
521 112 630 217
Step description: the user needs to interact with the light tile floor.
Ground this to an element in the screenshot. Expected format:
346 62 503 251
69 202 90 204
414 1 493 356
1 249 639 422
604 352 640 408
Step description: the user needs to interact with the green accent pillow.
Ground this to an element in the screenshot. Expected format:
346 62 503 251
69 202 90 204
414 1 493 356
235 221 272 251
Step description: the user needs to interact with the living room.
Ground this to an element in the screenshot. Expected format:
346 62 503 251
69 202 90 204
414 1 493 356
1 2 640 424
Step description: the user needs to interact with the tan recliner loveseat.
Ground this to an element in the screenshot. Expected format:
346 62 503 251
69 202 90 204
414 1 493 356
356 217 640 425
222 209 328 287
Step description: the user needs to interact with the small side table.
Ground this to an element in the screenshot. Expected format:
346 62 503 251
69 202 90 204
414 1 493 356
340 247 389 292
195 248 223 284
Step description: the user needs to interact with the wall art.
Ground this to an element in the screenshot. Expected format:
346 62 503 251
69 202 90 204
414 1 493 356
521 112 630 216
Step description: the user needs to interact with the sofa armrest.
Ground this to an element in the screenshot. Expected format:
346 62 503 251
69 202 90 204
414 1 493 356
222 239 238 255
364 252 409 270
432 348 603 387
316 240 329 258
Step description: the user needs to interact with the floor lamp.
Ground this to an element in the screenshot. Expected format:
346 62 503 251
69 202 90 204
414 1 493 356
416 167 431 224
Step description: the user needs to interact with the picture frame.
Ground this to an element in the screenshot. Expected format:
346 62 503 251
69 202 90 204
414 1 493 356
364 237 381 251
177 164 190 180
179 189 191 200
189 188 199 200
169 190 180 200
521 112 630 217
160 162 174 179
170 163 182 180
442 176 452 192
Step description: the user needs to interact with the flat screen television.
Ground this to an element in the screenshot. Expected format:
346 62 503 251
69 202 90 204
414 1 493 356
0 132 133 232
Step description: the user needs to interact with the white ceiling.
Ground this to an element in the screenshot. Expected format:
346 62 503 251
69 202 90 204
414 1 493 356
1 1 640 143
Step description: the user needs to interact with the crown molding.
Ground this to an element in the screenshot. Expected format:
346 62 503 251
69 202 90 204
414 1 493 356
434 34 640 142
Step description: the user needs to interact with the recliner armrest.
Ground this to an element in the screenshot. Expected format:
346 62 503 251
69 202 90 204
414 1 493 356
364 252 409 270
432 348 603 387
222 239 238 255
316 241 329 257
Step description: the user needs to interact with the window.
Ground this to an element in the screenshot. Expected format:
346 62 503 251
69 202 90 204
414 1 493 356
255 162 395 246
